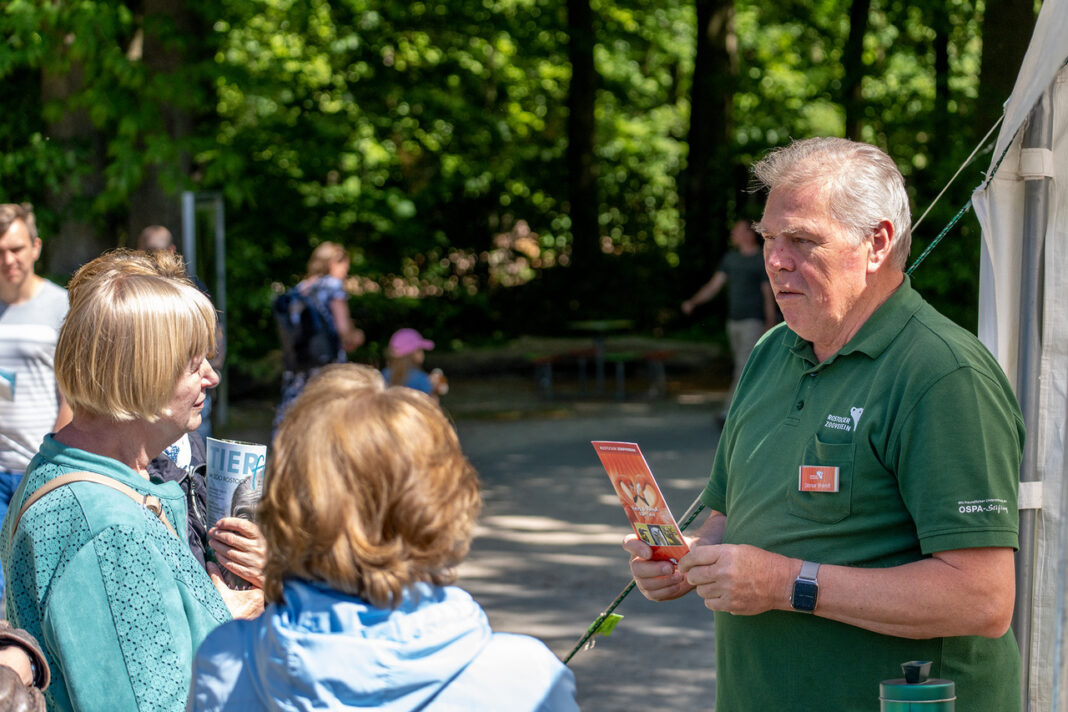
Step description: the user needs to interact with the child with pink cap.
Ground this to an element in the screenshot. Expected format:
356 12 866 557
381 328 448 400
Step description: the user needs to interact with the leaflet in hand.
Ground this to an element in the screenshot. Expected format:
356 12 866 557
592 440 690 563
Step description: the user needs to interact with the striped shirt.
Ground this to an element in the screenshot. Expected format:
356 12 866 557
0 279 68 473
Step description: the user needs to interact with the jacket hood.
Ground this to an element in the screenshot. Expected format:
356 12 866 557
243 579 493 711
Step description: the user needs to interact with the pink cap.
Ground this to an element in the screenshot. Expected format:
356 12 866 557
388 328 435 357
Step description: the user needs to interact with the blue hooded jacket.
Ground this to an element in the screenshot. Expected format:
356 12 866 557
188 579 579 711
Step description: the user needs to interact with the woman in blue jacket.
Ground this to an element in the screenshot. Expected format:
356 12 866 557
190 364 579 711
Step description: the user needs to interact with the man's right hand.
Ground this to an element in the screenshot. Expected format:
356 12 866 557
623 534 696 601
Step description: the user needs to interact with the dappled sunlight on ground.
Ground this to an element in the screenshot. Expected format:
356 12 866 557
455 397 723 711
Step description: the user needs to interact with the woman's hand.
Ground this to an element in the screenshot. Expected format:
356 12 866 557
207 562 265 620
209 517 267 590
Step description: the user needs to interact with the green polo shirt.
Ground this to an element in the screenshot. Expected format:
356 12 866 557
701 277 1023 712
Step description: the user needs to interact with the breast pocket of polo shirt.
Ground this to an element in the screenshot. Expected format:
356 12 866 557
786 439 855 524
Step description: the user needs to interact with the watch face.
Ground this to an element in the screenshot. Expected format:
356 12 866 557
792 580 818 612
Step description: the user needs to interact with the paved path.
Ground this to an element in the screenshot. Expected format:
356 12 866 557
454 397 724 711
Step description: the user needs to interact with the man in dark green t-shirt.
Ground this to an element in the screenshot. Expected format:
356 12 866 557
625 137 1023 711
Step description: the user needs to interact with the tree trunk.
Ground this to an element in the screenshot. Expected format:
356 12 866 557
929 1 952 164
41 64 109 277
682 0 736 283
127 0 195 243
976 0 1036 135
566 0 599 281
842 0 872 140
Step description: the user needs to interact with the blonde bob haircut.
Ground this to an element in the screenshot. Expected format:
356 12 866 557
261 364 482 608
56 251 217 422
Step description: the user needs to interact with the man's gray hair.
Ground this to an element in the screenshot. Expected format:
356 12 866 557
752 137 912 270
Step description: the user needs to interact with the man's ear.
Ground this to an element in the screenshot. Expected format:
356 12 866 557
31 237 42 263
867 220 894 273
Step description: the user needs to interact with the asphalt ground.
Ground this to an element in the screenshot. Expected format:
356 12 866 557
452 390 726 711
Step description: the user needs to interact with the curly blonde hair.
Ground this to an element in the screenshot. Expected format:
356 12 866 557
261 364 481 608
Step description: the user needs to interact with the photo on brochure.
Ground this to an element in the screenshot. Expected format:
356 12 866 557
592 440 690 563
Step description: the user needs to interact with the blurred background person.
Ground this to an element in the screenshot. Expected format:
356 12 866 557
381 327 448 401
1 252 261 712
274 242 364 428
681 219 777 428
0 203 71 609
190 364 578 712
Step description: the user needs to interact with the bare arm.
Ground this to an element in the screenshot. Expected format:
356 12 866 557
681 272 727 315
679 544 1014 639
329 297 365 352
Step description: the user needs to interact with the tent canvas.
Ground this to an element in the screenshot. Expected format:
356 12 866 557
972 0 1068 707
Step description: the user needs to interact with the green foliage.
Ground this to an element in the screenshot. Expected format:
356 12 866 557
0 0 1004 389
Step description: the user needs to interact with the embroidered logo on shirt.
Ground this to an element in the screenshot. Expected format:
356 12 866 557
799 465 839 492
824 406 864 432
850 406 864 430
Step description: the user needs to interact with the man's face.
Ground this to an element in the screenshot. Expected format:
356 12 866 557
0 218 41 293
758 185 871 352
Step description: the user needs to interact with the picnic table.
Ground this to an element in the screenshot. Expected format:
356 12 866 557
567 319 634 394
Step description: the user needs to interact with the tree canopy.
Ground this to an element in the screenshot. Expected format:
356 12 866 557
0 0 1036 388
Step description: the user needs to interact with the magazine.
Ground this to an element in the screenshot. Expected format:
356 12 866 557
206 437 266 587
592 440 690 563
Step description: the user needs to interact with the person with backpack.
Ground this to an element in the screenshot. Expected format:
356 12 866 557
273 242 364 428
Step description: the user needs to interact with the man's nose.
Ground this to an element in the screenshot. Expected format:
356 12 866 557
764 243 790 271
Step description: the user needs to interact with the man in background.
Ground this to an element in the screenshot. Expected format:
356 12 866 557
0 204 71 604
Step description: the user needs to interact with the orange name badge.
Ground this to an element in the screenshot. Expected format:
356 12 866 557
799 465 840 493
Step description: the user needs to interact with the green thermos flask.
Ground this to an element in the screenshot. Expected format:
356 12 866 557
879 660 955 711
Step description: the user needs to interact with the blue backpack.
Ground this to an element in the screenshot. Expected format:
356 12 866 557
272 285 340 371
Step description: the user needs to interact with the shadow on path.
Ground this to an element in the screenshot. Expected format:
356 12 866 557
456 397 724 711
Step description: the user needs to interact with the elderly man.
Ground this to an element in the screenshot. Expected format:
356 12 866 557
0 204 71 604
626 137 1022 710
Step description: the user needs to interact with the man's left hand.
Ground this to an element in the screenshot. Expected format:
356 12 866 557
678 543 792 615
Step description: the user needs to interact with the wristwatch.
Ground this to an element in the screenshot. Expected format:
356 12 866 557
790 560 820 612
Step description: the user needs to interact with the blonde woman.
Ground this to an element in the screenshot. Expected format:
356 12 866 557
0 252 261 712
190 364 578 711
275 242 365 425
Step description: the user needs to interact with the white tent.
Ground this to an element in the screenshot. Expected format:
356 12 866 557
972 0 1068 707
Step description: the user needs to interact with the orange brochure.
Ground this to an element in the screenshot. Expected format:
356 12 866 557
592 441 690 563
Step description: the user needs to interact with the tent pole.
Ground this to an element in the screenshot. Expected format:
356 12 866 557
1015 91 1053 712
